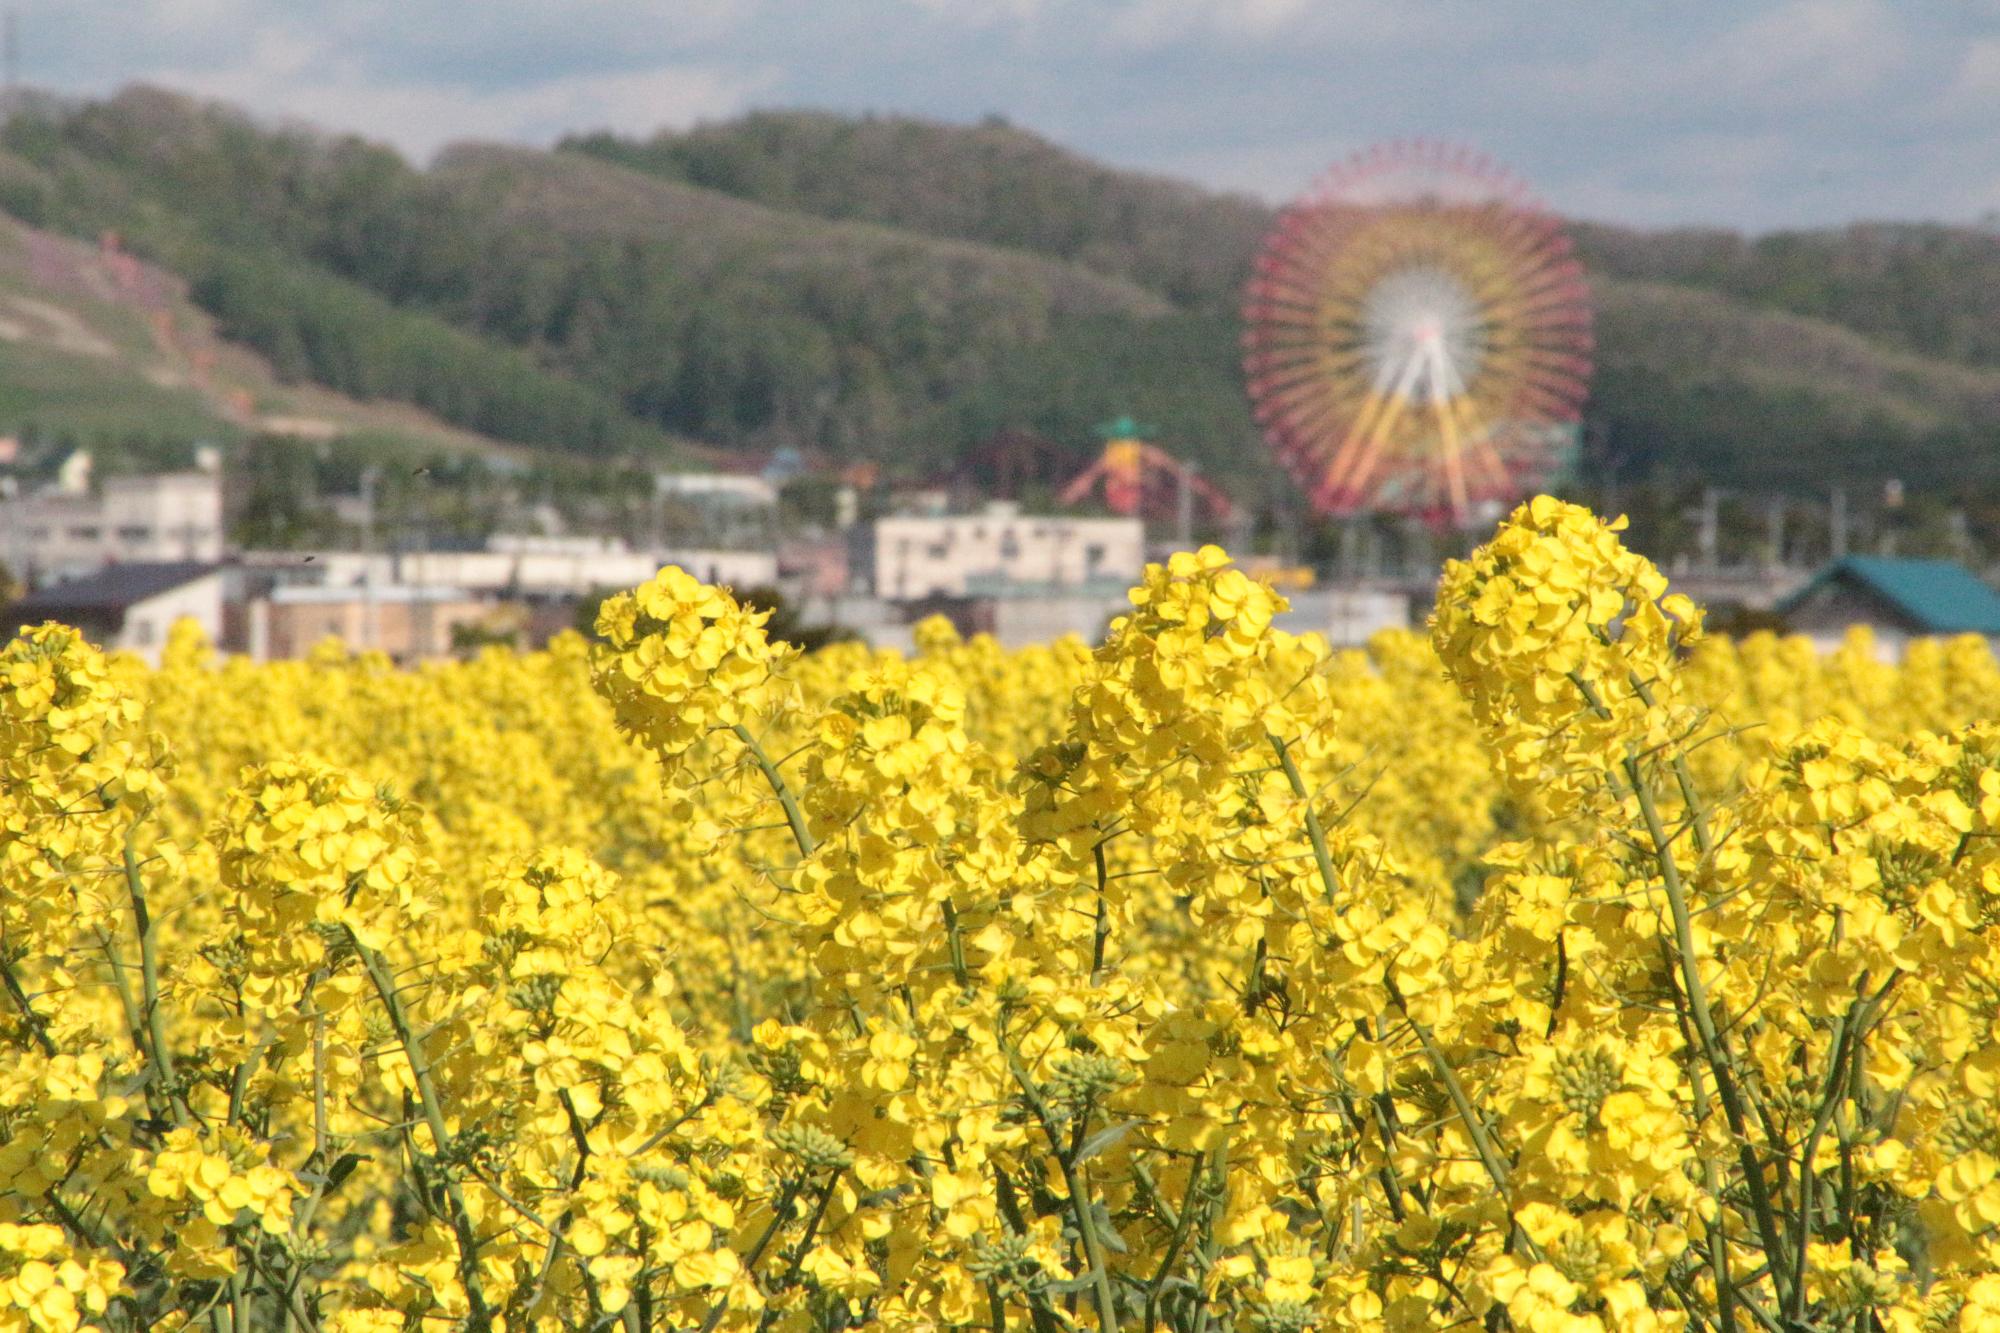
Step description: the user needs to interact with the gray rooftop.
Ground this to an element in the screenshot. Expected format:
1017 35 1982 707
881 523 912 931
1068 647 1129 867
11 562 221 614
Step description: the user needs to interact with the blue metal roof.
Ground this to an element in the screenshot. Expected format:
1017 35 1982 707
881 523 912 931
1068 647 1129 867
1778 555 2000 634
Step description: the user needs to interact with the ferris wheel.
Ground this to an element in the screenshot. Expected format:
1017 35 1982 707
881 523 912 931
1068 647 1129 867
1241 140 1593 526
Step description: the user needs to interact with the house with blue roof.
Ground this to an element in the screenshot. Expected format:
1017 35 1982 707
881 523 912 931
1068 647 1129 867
1775 555 2000 659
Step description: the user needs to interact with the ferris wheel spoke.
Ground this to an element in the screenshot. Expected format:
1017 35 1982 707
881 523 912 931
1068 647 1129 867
1423 341 1473 521
1328 342 1425 505
1316 386 1393 504
1448 396 1511 494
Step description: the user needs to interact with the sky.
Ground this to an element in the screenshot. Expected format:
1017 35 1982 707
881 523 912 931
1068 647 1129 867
8 0 2000 231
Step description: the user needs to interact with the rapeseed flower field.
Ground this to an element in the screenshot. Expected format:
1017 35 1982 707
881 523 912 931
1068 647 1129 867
4 497 1999 1333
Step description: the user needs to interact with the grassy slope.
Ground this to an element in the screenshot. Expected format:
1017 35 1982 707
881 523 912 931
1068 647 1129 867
0 206 537 460
1593 277 2000 488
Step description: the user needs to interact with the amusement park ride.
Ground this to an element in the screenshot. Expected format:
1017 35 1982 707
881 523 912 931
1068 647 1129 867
1058 416 1234 536
1242 140 1594 529
984 141 1593 547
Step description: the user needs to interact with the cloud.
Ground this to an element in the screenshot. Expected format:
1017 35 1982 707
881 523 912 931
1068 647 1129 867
7 0 1999 228
157 53 779 162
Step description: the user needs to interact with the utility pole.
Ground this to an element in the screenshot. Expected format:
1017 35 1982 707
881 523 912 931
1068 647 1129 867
1686 486 1721 571
1830 487 1848 561
1764 495 1786 572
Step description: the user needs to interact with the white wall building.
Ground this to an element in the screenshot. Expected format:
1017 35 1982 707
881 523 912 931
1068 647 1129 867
240 542 777 599
1279 588 1413 648
861 506 1144 601
6 562 224 666
653 473 779 508
1 469 225 585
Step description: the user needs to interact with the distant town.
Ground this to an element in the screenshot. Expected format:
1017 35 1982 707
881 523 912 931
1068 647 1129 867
0 438 1396 662
9 438 2000 667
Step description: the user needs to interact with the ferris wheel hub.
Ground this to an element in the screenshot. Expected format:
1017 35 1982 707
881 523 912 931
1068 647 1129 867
1360 265 1485 402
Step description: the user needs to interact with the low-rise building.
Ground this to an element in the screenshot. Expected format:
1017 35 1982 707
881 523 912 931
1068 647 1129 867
858 506 1143 601
238 542 776 601
1279 588 1413 647
5 561 224 666
1776 555 2000 659
652 472 781 548
0 468 224 585
244 585 493 664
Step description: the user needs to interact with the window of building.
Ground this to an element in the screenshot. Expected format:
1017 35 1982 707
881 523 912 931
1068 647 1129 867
129 619 156 646
927 542 948 560
1085 543 1106 571
118 525 152 542
69 526 100 540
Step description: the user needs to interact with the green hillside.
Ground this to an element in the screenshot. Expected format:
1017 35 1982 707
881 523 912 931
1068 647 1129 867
1575 222 2000 370
562 110 1269 311
0 203 559 466
3 85 1999 507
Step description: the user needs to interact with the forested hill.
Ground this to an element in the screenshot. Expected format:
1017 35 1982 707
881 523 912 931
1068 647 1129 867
4 87 2000 497
562 111 1271 312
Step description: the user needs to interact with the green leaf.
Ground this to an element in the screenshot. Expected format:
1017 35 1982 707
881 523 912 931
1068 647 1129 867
1074 1119 1140 1165
326 1151 368 1190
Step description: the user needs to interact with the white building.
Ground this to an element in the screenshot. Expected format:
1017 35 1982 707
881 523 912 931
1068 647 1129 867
1279 588 1413 647
653 473 779 508
860 506 1144 601
6 561 224 666
0 467 225 585
652 472 781 548
239 540 777 600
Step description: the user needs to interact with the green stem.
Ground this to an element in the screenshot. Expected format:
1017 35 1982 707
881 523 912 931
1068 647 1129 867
1382 973 1517 1209
1135 1158 1204 1333
91 926 147 1069
992 1168 1062 1333
1658 943 1744 1333
756 1169 842 1331
1789 1009 1855 1324
942 898 971 990
733 725 815 859
349 932 493 1331
1623 756 1791 1308
0 956 55 1055
1005 1050 1122 1333
123 831 189 1125
1268 733 1339 905
1625 672 1715 858
700 1177 801 1333
1091 838 1112 981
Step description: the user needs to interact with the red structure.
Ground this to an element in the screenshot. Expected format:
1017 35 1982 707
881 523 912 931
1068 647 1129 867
1058 417 1233 524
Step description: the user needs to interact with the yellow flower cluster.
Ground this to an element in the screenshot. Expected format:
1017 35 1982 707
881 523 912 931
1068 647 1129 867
1434 495 1702 817
3 504 2000 1333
